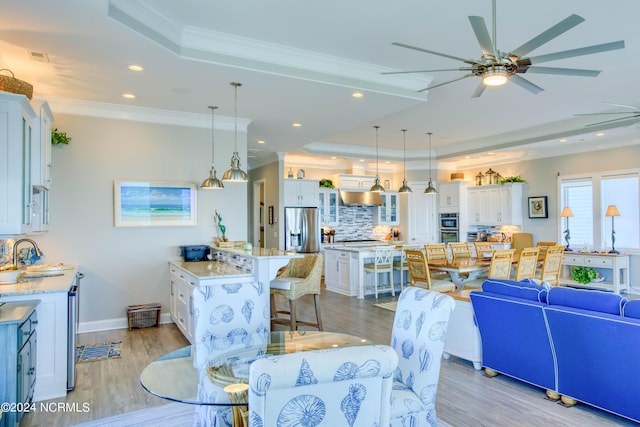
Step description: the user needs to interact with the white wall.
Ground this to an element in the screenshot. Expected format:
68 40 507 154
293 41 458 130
31 113 248 330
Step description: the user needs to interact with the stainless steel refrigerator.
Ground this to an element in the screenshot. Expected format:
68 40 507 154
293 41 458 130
284 207 321 253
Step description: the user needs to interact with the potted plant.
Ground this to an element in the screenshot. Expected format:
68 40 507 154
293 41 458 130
571 266 597 284
51 128 71 145
499 175 526 184
319 178 335 189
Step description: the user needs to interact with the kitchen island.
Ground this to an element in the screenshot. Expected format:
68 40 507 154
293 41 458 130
0 266 79 402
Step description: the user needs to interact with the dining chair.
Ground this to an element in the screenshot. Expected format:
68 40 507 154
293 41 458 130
515 247 541 281
464 249 515 289
536 241 557 258
537 245 565 285
248 344 398 427
191 281 270 427
473 241 494 259
449 242 471 259
270 253 324 331
388 286 455 426
393 245 422 291
424 243 449 279
364 246 395 298
511 232 533 255
405 249 455 293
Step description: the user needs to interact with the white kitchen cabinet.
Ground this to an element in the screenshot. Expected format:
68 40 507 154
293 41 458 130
168 264 197 343
467 183 523 226
284 179 319 207
375 191 399 225
398 181 438 244
318 188 339 226
323 249 353 296
31 100 53 191
438 180 468 213
0 93 37 236
337 174 376 190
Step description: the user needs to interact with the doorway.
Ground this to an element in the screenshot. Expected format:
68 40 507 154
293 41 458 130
253 179 266 248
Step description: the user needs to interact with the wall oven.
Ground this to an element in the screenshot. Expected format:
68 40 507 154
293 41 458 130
441 230 459 244
440 213 459 230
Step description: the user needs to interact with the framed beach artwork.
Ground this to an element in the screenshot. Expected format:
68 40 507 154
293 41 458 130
114 181 197 227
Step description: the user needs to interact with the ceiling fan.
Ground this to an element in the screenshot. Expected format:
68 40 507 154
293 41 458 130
575 102 640 126
383 0 625 98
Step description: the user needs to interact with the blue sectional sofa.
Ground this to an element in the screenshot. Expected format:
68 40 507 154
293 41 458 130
470 279 640 423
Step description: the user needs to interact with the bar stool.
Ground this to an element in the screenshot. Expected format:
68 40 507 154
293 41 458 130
364 246 395 298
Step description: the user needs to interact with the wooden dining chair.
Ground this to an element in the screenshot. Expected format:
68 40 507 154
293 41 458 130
405 249 455 293
537 245 565 285
536 241 557 258
393 245 422 291
424 243 449 279
473 242 494 259
449 242 472 259
363 246 395 298
464 249 515 289
511 232 533 255
515 247 540 281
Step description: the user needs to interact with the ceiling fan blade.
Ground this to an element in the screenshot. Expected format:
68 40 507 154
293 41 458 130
510 14 585 58
510 74 544 94
471 81 487 98
469 16 498 59
382 68 473 75
528 40 625 64
575 112 640 116
524 66 601 77
417 73 475 92
602 101 638 110
584 115 640 127
391 42 478 65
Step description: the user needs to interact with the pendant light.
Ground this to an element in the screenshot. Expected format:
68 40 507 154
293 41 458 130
398 129 412 193
222 82 249 182
370 125 385 192
424 132 438 194
201 106 224 190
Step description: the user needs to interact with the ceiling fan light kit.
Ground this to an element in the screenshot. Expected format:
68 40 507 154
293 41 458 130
386 0 625 97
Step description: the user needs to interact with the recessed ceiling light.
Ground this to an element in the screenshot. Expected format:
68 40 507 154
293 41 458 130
352 92 364 98
359 159 365 162
257 140 265 144
559 138 568 143
292 123 302 127
596 132 605 137
385 161 391 164
122 93 136 99
128 64 144 72
331 156 337 160
487 152 495 155
465 156 471 159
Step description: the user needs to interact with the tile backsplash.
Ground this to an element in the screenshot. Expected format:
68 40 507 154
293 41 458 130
330 205 391 241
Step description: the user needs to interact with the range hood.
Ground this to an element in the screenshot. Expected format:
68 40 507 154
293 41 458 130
339 191 383 206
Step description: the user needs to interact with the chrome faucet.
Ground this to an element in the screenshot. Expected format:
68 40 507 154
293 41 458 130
12 239 43 268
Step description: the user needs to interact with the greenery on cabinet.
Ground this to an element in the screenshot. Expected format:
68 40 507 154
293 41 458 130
572 266 597 284
499 175 526 184
319 178 335 189
51 128 71 145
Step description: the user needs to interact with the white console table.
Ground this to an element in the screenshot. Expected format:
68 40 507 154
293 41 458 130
560 252 630 294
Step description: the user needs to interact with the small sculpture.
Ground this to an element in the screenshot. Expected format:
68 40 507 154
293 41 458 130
215 210 226 241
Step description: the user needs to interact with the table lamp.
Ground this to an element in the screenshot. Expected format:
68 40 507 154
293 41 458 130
561 207 574 251
605 205 620 254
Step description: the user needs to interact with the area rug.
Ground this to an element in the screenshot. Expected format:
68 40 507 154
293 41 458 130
72 402 453 427
76 341 123 363
373 300 397 312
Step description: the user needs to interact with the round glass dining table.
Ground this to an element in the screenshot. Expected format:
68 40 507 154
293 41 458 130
139 331 369 407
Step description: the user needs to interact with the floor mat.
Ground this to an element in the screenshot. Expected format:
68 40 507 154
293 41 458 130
76 341 123 362
372 301 397 312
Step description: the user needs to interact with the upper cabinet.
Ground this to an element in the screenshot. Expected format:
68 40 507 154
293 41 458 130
375 191 399 225
31 100 53 190
336 174 376 190
467 183 524 226
439 181 468 213
0 93 37 236
318 188 339 226
283 179 319 207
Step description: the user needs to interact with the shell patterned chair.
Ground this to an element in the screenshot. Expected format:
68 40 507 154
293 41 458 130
248 344 398 427
536 245 565 286
405 250 455 293
270 253 324 331
363 246 396 298
388 286 456 426
191 281 271 427
515 247 541 281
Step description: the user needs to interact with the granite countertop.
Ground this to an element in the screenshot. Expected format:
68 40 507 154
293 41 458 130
0 266 79 297
170 260 254 279
211 246 301 259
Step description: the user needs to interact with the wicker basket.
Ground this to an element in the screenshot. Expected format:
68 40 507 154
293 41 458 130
0 69 33 99
127 303 161 330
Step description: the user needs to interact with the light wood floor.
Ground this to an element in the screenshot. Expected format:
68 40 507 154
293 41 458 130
21 288 637 427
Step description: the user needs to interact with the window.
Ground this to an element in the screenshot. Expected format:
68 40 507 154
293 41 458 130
559 170 639 252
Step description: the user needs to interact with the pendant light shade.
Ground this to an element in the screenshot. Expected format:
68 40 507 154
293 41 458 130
424 132 437 194
201 106 224 190
223 82 249 182
370 125 385 192
398 129 412 193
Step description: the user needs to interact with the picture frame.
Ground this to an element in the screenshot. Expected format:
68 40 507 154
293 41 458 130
528 196 548 219
114 181 197 227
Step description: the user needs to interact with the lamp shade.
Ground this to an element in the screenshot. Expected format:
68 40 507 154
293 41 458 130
561 207 573 218
605 205 620 217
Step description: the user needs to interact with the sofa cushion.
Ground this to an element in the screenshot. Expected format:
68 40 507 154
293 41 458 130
269 277 304 291
547 287 627 315
481 279 547 303
623 300 640 319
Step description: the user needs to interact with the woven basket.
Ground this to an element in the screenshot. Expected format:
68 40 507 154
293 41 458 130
0 69 33 99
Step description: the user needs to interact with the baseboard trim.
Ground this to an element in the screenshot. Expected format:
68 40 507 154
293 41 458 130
78 312 173 334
